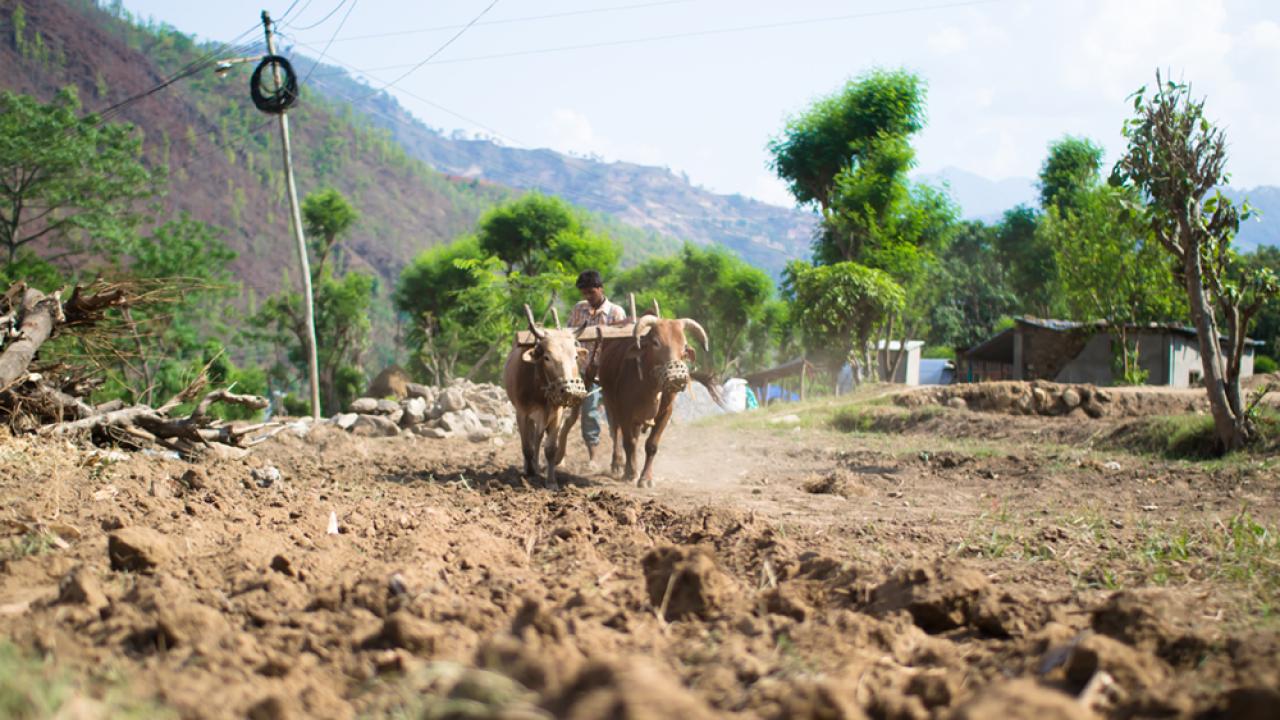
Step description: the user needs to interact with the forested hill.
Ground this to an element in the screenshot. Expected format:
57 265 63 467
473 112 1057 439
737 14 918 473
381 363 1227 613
306 66 816 276
0 0 687 307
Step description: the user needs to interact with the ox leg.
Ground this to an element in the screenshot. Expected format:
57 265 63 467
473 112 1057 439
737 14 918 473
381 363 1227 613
637 396 675 488
543 407 563 492
518 413 539 480
554 404 580 467
621 424 640 485
609 418 625 480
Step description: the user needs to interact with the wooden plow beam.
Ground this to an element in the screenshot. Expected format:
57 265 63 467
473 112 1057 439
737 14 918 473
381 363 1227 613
515 323 650 347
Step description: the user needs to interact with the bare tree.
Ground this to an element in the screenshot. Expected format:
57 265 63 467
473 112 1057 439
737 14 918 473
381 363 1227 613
1114 72 1279 450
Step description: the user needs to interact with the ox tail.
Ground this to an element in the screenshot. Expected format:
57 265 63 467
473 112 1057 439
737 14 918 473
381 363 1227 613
690 370 727 409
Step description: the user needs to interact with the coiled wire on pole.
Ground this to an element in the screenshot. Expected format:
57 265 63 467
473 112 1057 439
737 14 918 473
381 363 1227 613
250 55 299 114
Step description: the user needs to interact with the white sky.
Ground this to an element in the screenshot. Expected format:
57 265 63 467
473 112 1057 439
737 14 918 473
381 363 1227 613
120 0 1280 207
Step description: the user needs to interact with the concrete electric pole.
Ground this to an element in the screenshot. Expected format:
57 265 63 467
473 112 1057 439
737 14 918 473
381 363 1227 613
260 10 321 421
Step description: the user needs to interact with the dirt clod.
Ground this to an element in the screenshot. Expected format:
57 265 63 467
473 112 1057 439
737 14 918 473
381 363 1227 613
642 546 733 621
56 565 107 609
107 527 174 573
951 679 1092 720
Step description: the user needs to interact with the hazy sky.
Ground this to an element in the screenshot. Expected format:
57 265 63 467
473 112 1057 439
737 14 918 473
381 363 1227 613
120 0 1280 207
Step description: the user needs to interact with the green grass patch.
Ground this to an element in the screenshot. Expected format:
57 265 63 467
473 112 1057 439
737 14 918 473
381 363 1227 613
1108 408 1280 461
0 641 174 720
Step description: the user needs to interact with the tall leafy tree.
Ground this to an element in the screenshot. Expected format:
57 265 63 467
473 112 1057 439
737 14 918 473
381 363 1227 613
768 69 926 213
476 192 619 280
1113 73 1279 450
395 195 622 384
784 260 904 385
613 243 776 375
926 220 1018 352
0 88 157 275
256 189 373 414
1039 136 1105 216
994 204 1058 317
1041 184 1186 382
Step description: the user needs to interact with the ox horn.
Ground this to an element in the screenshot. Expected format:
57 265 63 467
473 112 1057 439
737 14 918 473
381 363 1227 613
651 298 660 318
633 314 660 349
551 307 562 329
524 304 547 340
680 318 710 352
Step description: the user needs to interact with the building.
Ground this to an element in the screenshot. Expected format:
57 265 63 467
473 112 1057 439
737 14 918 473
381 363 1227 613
958 318 1261 387
876 340 924 385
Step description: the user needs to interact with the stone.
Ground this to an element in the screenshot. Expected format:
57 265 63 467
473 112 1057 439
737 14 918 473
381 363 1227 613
57 566 108 609
415 426 450 439
438 388 467 413
350 414 401 438
946 397 968 410
439 410 482 435
333 413 358 430
405 383 435 401
365 365 412 399
108 528 174 573
468 428 493 443
400 397 428 426
768 414 801 426
1061 388 1081 408
375 398 400 415
251 466 282 488
349 397 378 414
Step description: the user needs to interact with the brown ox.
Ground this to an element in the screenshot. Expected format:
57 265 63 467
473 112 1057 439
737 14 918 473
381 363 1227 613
595 304 714 487
503 305 591 490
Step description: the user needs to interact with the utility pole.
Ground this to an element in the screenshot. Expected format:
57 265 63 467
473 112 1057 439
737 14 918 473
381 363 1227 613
261 10 321 421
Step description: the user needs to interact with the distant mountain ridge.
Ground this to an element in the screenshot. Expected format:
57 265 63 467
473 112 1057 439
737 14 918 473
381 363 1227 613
918 166 1279 250
306 67 817 277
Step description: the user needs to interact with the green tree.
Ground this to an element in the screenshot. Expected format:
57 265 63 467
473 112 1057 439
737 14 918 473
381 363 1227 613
784 260 904 386
1041 184 1186 382
926 220 1019 352
768 69 925 212
395 195 623 384
1242 246 1280 359
613 243 776 375
994 205 1058 316
0 88 156 273
302 188 358 274
1113 73 1280 450
256 189 372 414
1039 136 1105 215
475 193 619 280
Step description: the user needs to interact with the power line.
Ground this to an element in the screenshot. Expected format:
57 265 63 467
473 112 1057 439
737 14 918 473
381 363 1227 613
308 0 1011 72
278 0 315 24
285 0 353 31
300 0 358 85
363 0 500 98
95 28 261 122
292 0 693 44
310 72 528 149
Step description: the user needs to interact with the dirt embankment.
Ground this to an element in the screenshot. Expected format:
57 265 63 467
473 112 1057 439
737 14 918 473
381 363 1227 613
1 422 1278 719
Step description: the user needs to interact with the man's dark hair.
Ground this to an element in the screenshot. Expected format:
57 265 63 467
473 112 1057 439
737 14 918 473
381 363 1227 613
576 270 603 289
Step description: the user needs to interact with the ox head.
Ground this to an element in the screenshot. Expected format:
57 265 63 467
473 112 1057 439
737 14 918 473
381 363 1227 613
521 304 589 407
628 295 710 394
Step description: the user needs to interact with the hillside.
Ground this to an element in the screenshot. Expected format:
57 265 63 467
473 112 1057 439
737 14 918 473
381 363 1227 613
0 0 696 371
306 67 816 277
919 167 1280 250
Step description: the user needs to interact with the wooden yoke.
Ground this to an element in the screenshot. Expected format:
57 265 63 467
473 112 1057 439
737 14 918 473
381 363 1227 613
515 322 648 347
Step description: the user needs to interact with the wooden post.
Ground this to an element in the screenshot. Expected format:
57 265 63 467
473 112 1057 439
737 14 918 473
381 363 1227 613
800 361 807 401
262 11 320 420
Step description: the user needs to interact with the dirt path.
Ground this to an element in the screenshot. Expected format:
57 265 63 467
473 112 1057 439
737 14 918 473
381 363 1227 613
2 407 1278 719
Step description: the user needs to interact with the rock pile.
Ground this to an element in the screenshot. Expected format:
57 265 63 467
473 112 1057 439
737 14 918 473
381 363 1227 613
331 379 515 441
897 381 1118 418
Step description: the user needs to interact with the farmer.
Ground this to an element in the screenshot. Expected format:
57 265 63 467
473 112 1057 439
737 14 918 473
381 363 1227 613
568 269 627 464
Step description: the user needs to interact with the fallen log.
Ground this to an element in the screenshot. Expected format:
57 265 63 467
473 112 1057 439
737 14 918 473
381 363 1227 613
3 281 273 458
